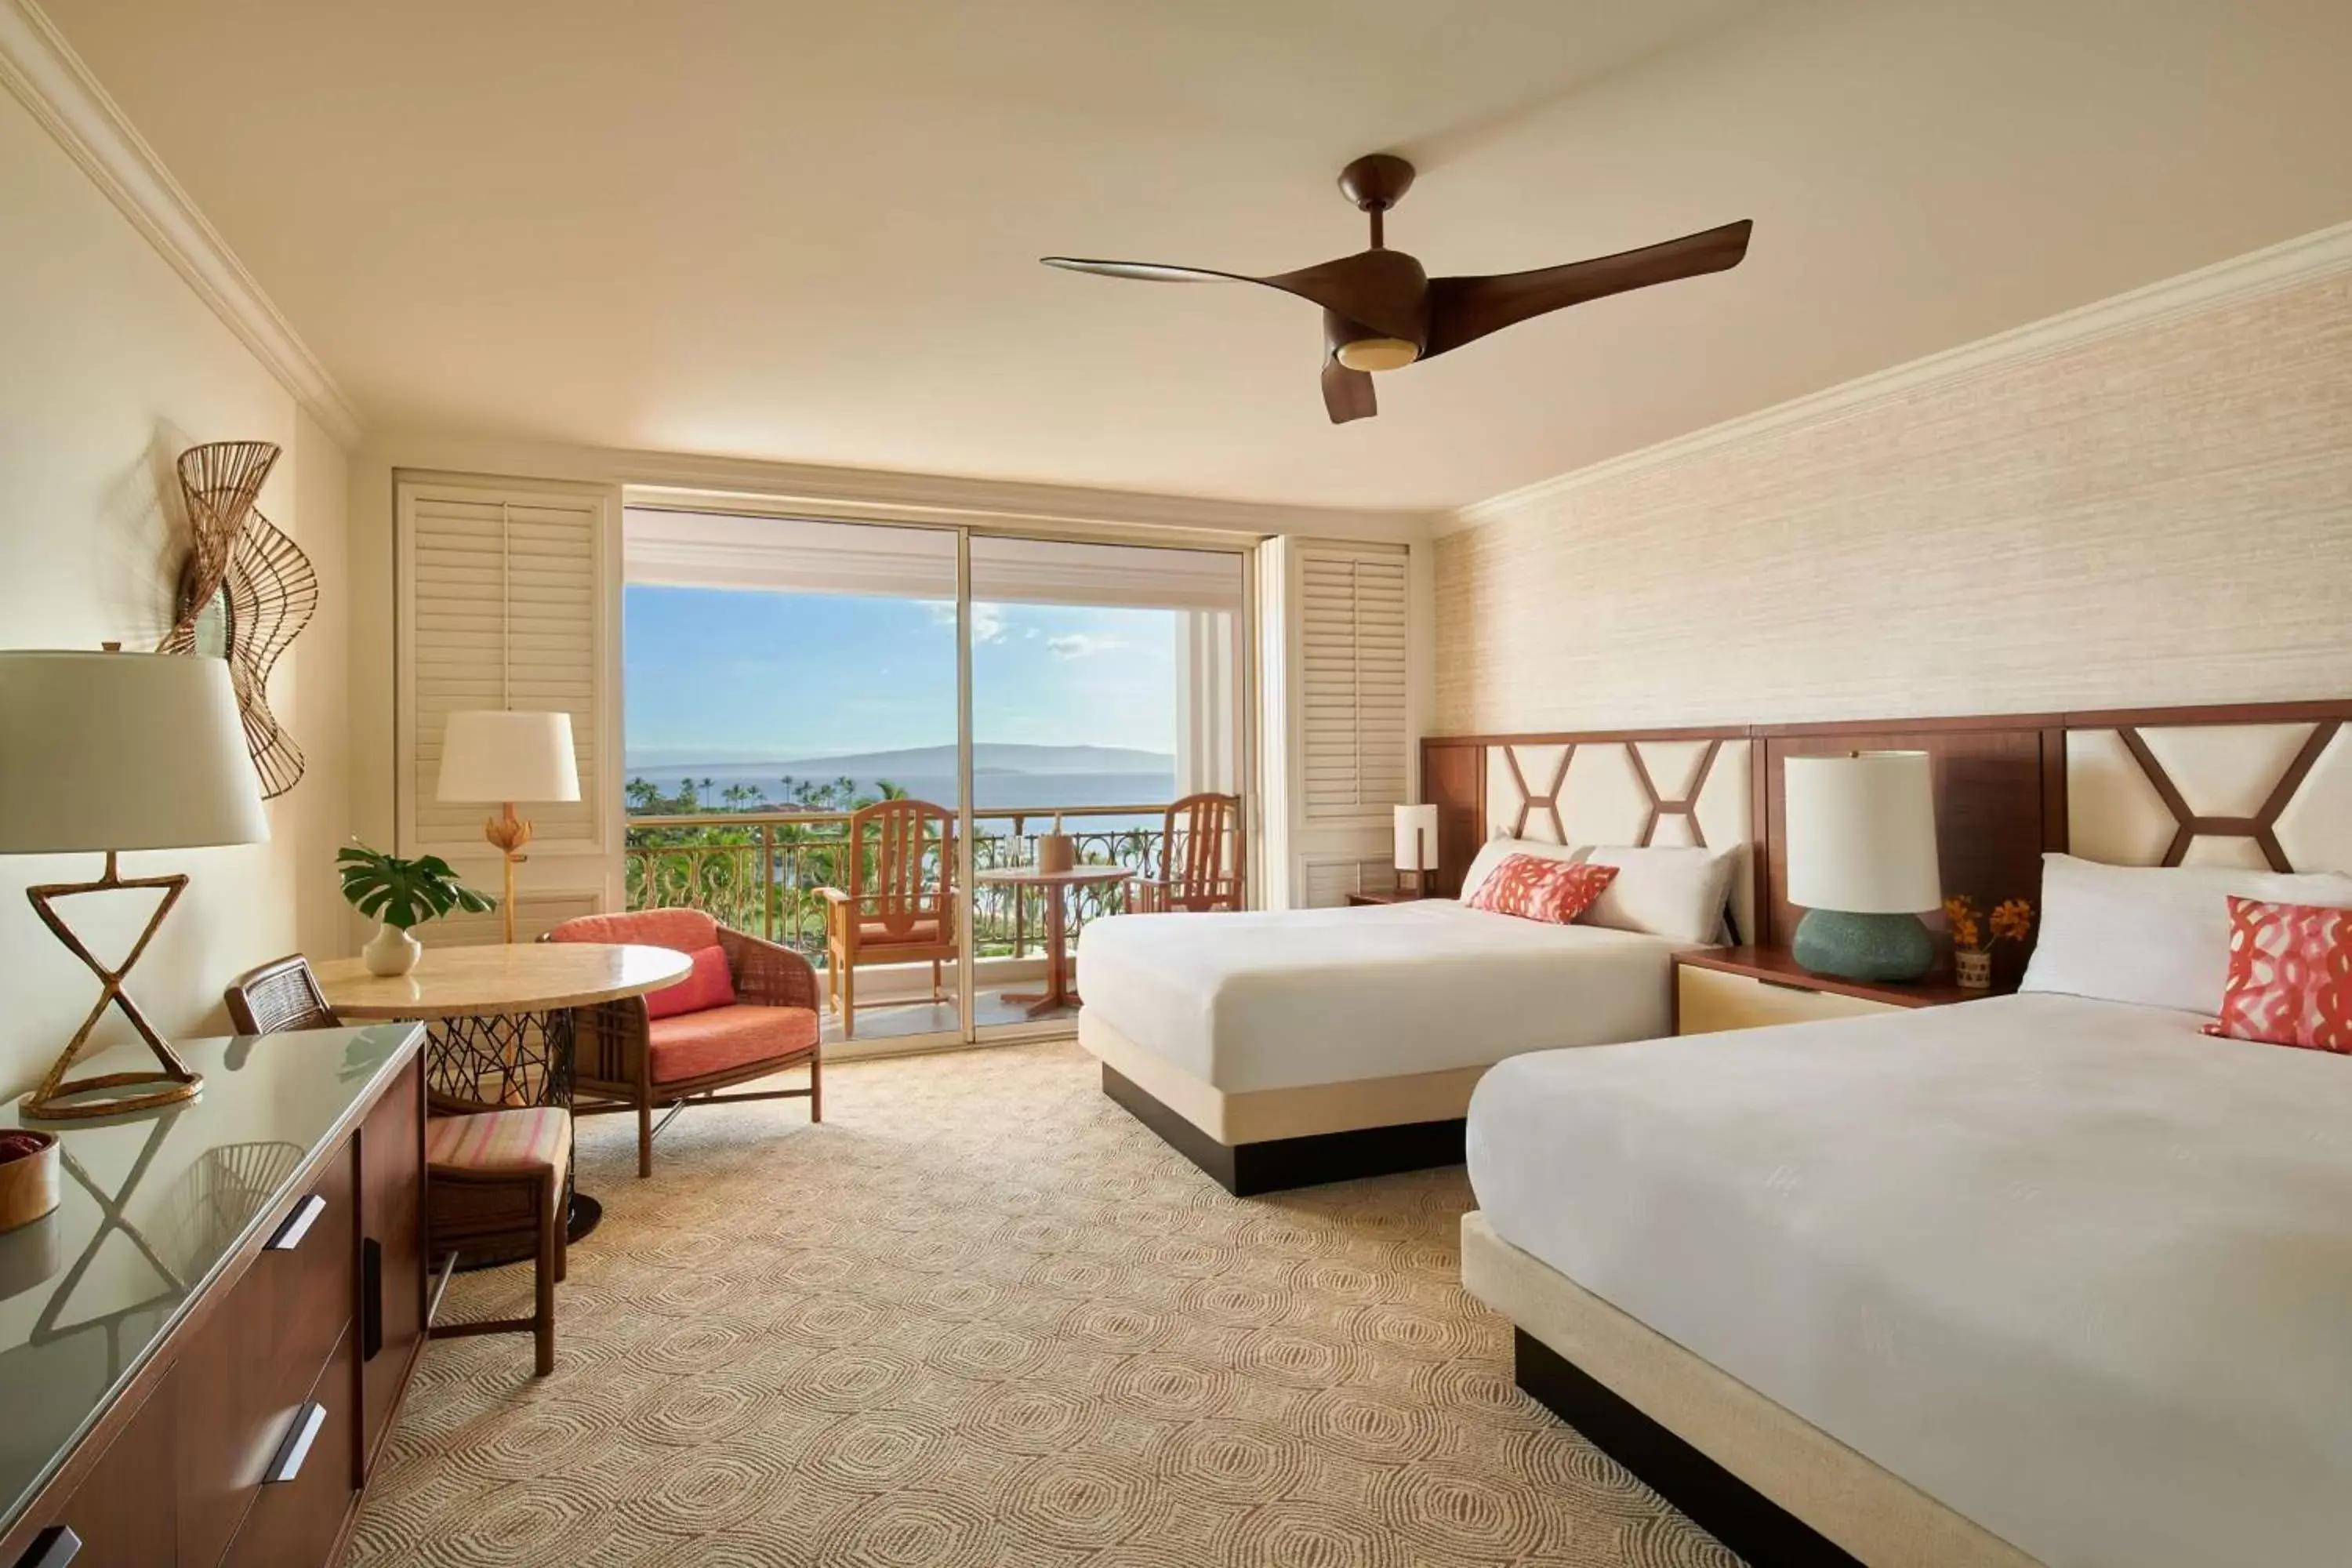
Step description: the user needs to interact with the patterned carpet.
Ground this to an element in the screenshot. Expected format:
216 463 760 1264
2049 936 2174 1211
350 1040 1737 1567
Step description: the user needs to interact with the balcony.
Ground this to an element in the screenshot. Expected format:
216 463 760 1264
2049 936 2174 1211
625 802 1172 1040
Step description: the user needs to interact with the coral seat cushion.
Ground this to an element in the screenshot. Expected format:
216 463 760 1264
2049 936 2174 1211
645 944 735 1020
2202 896 2352 1053
1465 854 1621 926
648 1004 820 1084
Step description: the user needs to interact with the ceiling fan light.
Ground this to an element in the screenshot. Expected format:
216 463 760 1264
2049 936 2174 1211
1335 337 1419 372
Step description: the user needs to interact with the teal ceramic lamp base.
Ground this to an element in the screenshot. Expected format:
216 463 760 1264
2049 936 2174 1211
1792 909 1935 983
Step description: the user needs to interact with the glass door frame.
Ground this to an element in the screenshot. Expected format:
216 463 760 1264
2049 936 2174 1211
622 495 1261 1052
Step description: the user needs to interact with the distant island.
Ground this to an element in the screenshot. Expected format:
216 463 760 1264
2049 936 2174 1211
628 742 1173 778
625 741 1179 823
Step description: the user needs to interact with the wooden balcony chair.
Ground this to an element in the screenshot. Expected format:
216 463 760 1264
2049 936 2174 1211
817 799 958 1039
543 909 821 1176
223 955 568 1376
1131 792 1246 913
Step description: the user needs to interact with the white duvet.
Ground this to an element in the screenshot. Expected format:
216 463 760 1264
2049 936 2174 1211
1076 900 1689 1093
1468 993 2352 1568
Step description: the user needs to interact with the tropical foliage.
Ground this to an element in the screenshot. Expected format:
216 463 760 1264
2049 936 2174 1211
337 844 498 930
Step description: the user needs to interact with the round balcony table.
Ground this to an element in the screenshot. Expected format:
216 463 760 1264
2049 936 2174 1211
314 942 691 1246
975 866 1133 1018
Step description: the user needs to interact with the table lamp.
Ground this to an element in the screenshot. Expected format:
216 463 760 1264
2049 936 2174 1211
1393 804 1439 897
0 648 269 1119
434 710 580 945
1784 751 1942 982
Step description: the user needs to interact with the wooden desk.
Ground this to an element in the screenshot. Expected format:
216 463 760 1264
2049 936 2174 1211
975 867 1131 1018
0 1025 426 1568
315 942 690 1243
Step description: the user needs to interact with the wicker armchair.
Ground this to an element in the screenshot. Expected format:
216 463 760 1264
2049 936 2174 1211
545 909 822 1177
1131 792 1245 913
224 956 568 1376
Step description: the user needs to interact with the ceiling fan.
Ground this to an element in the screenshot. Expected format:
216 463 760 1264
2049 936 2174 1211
1044 154 1752 423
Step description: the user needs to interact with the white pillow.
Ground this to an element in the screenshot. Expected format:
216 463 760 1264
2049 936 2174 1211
1574 844 1741 946
2018 852 2352 1016
1458 836 1584 906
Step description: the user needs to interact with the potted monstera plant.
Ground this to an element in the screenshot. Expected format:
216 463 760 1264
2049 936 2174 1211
338 844 498 976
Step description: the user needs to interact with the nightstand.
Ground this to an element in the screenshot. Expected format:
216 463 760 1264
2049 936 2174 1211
1672 946 1990 1035
1346 888 1428 906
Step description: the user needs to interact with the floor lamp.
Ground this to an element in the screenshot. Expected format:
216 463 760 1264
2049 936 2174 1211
434 710 582 946
0 649 269 1120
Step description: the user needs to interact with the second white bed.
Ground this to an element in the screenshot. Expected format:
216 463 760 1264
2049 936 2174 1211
1468 992 2352 1567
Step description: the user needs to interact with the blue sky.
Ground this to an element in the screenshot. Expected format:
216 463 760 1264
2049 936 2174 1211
623 585 1178 762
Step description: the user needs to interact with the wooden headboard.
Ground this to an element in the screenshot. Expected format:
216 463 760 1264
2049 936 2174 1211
1424 698 2352 982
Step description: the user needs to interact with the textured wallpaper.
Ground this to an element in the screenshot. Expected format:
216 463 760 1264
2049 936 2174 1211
1433 270 2352 735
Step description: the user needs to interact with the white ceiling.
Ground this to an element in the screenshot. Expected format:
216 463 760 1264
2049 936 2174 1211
41 0 2352 510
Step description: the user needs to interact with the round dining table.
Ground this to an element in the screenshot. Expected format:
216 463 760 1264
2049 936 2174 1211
975 866 1133 1018
314 942 690 1242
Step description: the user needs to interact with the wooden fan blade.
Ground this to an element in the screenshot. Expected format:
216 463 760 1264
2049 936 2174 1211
1322 359 1377 423
1422 220 1752 359
1040 257 1258 284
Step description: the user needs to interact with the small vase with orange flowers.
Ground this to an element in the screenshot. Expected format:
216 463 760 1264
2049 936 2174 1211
1942 895 2034 989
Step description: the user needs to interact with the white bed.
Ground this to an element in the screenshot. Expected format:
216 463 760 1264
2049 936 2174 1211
1081 898 1691 1091
1466 992 2352 1568
1076 898 1698 1191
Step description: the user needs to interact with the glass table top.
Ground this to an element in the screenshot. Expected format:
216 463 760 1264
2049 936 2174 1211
0 1023 422 1534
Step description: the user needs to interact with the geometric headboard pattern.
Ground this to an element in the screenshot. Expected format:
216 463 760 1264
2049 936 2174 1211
2067 715 2350 873
1479 734 1754 938
1425 699 2351 969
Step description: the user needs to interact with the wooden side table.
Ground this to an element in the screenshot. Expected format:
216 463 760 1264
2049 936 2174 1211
1345 888 1428 906
975 866 1132 1018
1672 946 1994 1036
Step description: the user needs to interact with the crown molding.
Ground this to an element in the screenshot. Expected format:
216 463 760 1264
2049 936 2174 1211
0 0 363 448
372 430 1443 546
1445 218 2352 535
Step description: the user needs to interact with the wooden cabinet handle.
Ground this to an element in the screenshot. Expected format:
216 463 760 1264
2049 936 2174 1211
362 1238 384 1361
263 1403 328 1485
266 1193 328 1252
15 1526 79 1568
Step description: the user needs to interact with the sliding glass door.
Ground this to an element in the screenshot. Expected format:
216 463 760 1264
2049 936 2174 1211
621 506 1249 1050
965 535 1247 1040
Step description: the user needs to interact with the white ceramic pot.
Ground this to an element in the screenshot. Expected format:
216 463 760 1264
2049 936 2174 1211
1955 947 1994 989
363 921 423 977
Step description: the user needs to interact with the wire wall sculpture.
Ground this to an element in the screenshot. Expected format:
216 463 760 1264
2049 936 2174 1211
158 440 320 799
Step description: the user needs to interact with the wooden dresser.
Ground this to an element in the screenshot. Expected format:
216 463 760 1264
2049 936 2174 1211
0 1024 427 1568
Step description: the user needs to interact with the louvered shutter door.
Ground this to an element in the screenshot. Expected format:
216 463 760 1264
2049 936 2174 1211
1299 546 1408 819
400 483 604 858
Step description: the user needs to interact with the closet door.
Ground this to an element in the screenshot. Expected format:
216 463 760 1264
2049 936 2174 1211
395 477 617 913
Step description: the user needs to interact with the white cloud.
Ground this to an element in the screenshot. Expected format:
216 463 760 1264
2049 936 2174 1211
1046 633 1124 659
921 601 1007 643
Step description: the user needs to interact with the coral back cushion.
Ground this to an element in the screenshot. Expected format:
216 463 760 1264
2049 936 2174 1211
1465 854 1621 926
2202 896 2352 1053
547 907 720 953
645 945 735 1020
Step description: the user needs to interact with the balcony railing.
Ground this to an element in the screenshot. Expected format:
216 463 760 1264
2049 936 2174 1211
624 804 1173 966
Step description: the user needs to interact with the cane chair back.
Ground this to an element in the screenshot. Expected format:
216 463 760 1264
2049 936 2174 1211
224 954 342 1035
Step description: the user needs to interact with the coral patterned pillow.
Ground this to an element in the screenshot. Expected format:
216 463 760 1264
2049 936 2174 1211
1465 854 1620 926
2201 896 2352 1053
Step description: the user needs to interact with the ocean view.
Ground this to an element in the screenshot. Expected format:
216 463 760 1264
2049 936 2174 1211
626 744 1181 831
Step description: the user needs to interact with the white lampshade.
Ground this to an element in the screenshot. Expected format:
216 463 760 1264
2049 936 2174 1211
435 710 581 804
1784 752 1941 913
0 650 268 853
1394 803 1439 872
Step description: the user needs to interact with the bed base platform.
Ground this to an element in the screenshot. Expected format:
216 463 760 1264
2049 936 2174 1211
1461 1212 2038 1568
1512 1328 1859 1567
1101 1065 1464 1196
